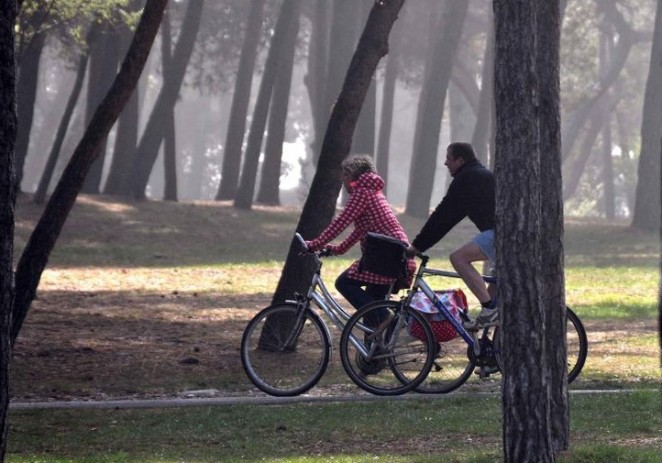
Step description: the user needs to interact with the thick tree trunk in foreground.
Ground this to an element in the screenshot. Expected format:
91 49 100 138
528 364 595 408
536 0 568 453
272 0 406 304
494 0 554 460
12 0 168 345
0 2 18 458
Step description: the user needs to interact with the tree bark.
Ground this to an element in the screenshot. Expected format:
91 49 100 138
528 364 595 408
0 2 18 459
405 0 469 219
631 0 662 231
271 0 406 305
255 1 301 206
233 0 300 210
34 50 89 204
536 0 568 453
12 0 168 345
131 0 204 200
494 0 553 460
216 0 266 200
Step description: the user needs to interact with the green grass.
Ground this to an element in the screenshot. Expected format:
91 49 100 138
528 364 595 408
10 195 662 461
7 391 662 462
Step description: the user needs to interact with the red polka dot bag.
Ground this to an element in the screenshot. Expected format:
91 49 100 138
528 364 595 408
408 289 468 342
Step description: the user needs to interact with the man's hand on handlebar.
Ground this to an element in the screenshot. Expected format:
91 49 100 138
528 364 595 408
406 244 420 257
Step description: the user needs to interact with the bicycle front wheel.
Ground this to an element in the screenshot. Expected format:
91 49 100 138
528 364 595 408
241 303 331 396
340 300 435 396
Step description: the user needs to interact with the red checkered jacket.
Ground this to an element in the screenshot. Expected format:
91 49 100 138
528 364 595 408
307 172 416 286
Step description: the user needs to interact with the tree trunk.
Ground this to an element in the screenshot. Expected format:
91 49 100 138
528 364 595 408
405 0 469 219
131 0 204 200
161 6 178 202
304 0 329 165
561 1 635 163
602 115 615 219
14 29 45 191
536 0 568 453
271 0 406 305
631 0 662 231
12 0 168 345
317 0 364 166
562 95 618 202
216 0 266 200
494 0 553 460
34 50 89 204
375 8 403 193
255 2 301 206
0 2 18 459
352 2 376 155
82 23 120 194
233 0 300 210
104 17 143 197
471 8 494 165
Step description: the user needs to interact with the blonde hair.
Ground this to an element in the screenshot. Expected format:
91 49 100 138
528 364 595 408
341 154 375 181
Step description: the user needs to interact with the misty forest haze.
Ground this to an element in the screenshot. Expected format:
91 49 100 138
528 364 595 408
13 0 660 224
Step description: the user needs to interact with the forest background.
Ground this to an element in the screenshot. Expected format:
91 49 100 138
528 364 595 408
13 0 661 226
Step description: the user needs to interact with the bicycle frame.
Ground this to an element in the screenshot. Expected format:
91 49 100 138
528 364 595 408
405 257 497 356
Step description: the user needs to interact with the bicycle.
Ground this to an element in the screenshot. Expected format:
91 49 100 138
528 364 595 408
240 233 436 397
341 254 588 394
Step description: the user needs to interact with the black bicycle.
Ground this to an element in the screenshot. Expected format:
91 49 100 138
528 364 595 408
343 254 588 394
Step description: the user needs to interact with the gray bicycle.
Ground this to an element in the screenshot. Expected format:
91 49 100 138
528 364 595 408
240 233 436 396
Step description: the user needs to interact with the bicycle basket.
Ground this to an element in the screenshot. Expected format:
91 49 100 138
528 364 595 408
408 289 467 343
359 232 408 279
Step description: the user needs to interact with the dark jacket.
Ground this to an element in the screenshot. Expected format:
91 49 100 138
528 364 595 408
412 159 495 252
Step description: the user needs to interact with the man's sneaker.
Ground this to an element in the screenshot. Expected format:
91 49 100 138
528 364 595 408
464 306 499 330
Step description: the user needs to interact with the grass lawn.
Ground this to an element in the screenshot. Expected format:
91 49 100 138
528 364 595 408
7 194 662 462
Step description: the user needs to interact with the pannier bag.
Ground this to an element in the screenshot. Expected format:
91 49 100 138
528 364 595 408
408 289 467 342
359 232 409 280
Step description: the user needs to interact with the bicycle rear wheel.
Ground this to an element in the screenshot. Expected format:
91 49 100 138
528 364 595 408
241 303 331 396
492 306 587 383
339 300 435 396
567 307 587 383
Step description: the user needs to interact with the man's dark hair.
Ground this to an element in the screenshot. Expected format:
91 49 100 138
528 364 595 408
447 142 477 162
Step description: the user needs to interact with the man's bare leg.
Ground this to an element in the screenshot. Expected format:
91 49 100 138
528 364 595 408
449 241 490 304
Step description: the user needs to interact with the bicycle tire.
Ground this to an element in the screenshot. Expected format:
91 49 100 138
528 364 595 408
491 306 587 384
566 307 587 383
339 300 435 396
241 303 331 396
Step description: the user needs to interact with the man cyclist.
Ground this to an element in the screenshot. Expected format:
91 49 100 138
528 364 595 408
406 142 497 329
